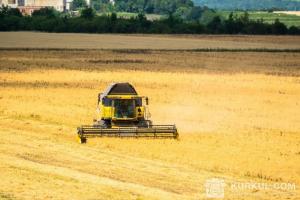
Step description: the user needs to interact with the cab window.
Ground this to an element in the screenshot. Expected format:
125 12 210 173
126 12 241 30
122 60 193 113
103 98 112 106
135 98 142 107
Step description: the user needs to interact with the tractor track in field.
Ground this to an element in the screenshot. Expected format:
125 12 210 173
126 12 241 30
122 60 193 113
1 154 188 200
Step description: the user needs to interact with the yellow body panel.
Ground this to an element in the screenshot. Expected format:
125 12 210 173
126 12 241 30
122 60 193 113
101 106 113 119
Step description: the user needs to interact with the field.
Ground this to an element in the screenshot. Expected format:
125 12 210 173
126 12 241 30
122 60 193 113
0 33 300 200
1 32 300 50
220 11 300 27
274 11 300 17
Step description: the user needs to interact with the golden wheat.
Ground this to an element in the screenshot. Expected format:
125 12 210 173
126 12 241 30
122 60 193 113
0 48 299 200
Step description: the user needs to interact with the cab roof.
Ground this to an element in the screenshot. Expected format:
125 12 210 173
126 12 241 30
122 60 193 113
102 83 138 97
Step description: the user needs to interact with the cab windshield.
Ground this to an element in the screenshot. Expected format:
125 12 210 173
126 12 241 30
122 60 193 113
113 99 135 118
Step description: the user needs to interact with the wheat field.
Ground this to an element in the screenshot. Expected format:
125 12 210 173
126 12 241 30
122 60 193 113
0 34 300 200
1 32 300 50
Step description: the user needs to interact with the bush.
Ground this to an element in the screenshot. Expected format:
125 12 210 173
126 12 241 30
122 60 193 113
80 7 95 19
271 19 288 35
32 7 57 18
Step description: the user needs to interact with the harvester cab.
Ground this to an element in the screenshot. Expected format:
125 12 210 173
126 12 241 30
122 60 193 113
77 83 178 143
96 83 151 127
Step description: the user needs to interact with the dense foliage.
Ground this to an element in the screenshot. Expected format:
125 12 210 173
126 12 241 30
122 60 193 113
193 0 300 11
89 0 195 14
0 6 299 34
115 0 194 14
72 0 88 10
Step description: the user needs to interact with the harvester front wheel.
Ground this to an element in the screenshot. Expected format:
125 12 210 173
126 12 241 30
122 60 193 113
77 136 87 144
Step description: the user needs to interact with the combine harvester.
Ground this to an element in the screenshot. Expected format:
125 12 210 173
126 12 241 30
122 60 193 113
77 83 178 143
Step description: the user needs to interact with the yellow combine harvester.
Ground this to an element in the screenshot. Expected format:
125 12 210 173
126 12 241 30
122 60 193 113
77 83 178 143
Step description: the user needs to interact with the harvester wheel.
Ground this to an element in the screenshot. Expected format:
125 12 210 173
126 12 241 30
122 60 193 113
77 136 87 144
80 137 87 144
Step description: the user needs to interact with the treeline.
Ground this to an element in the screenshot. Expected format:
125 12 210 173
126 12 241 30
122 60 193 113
0 6 299 34
193 0 300 11
76 0 225 23
86 0 205 21
90 0 194 14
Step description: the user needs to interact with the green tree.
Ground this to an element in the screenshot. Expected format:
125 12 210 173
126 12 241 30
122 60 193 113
207 16 223 33
91 0 110 11
114 0 194 15
80 7 95 19
240 12 249 24
32 7 57 18
0 5 22 18
272 18 287 34
186 6 203 21
288 26 300 35
72 0 88 10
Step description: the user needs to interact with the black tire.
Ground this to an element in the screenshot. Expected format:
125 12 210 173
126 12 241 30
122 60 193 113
80 137 87 144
